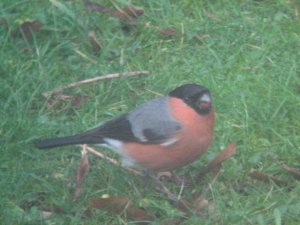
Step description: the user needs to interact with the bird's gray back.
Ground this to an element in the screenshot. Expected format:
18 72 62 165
127 96 182 143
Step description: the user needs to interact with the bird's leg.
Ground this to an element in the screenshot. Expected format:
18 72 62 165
151 173 191 210
141 170 155 189
156 171 193 187
171 171 193 187
156 171 173 182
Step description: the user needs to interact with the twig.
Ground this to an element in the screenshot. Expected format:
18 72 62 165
81 145 144 177
249 171 288 187
43 70 150 97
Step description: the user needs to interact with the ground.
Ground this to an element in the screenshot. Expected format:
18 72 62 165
0 0 299 224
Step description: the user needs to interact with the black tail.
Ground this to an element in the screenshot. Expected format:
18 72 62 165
35 129 105 149
35 135 84 149
35 115 132 149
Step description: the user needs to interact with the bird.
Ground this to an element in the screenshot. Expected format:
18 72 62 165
36 84 214 172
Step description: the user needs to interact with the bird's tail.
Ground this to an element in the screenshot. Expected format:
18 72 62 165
36 135 83 149
35 131 104 149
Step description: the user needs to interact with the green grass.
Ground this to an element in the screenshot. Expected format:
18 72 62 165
1 0 300 224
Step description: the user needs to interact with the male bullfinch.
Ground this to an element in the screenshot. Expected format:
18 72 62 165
36 84 214 172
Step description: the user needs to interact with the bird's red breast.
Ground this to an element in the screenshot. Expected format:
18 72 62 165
122 97 214 172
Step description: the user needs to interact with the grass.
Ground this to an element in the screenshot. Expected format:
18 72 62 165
1 0 300 224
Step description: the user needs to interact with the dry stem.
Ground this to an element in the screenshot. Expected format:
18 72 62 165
43 70 150 97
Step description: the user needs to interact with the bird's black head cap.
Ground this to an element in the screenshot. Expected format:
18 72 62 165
169 84 212 115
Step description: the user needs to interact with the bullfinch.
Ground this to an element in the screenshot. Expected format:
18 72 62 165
36 84 214 172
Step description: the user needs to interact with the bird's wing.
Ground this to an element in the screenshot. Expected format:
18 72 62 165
88 96 182 144
75 114 139 143
126 96 182 144
36 96 182 148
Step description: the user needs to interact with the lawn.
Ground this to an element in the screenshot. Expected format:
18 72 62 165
1 0 300 224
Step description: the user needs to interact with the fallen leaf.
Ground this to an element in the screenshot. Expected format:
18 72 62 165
84 1 117 15
120 5 145 21
84 1 144 32
13 20 43 38
159 28 177 37
196 142 236 180
70 93 90 108
207 143 236 169
249 171 287 186
73 147 89 201
90 196 153 221
282 164 300 180
40 204 64 215
84 1 144 21
88 31 102 53
125 207 153 221
90 196 132 214
44 92 89 112
44 93 70 110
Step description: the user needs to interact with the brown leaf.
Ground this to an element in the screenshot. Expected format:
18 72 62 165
84 1 114 14
207 143 236 169
282 164 300 180
90 196 132 213
125 207 153 221
40 204 64 215
159 28 177 37
13 20 43 38
120 5 144 21
84 1 144 21
249 171 287 186
73 147 89 201
44 93 69 110
196 143 236 179
44 92 89 112
90 196 153 221
88 31 102 53
70 93 90 108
